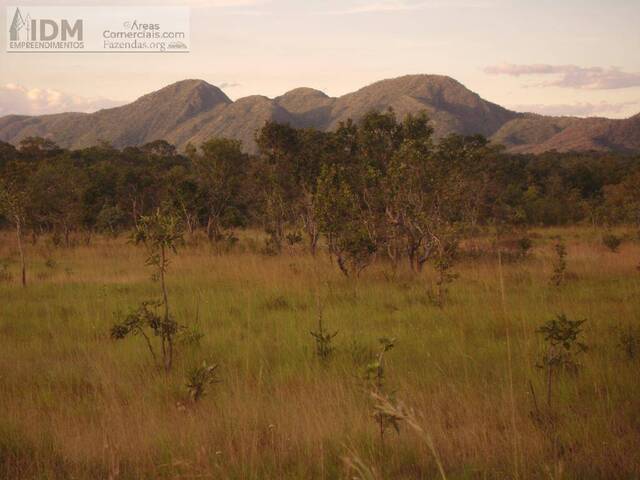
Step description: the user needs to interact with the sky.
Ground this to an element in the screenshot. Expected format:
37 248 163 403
1 0 639 118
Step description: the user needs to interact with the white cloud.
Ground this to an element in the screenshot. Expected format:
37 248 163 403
325 0 494 15
510 101 639 118
0 84 123 116
484 63 640 90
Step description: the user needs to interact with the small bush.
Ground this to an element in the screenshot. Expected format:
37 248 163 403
517 236 533 257
602 233 622 253
286 231 303 246
619 328 639 360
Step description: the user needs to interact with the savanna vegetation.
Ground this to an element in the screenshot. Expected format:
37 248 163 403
1 110 639 479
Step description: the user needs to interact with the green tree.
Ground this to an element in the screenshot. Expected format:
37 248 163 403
191 138 249 241
315 165 377 277
381 113 435 270
603 169 640 227
29 158 88 246
0 161 32 286
256 122 300 253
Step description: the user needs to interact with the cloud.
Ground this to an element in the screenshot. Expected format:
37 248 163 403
326 0 494 15
0 84 124 116
484 63 640 90
219 82 241 89
510 101 639 118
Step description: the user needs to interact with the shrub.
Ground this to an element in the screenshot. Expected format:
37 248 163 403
602 233 622 253
517 236 533 257
619 328 639 360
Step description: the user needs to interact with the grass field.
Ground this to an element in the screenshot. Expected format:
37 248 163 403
1 228 639 479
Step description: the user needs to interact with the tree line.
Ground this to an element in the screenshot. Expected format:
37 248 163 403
1 110 639 276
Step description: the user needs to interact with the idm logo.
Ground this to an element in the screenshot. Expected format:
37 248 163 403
9 7 83 41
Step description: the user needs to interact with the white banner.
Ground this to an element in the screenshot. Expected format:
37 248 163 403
6 6 190 53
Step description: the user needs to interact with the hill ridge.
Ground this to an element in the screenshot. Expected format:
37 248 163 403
1 74 638 154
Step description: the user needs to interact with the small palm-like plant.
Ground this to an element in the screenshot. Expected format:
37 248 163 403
186 361 220 402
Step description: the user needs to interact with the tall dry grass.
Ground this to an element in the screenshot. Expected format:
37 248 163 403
0 227 639 479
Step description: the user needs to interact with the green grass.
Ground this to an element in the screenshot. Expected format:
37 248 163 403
0 228 639 479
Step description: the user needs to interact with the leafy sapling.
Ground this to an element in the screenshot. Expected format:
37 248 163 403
430 237 459 307
310 297 338 361
365 337 399 446
550 239 568 287
366 337 395 389
536 314 587 409
111 209 185 372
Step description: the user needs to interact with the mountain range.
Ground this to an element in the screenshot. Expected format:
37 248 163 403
1 74 639 154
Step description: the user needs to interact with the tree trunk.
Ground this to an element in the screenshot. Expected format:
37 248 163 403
308 225 318 256
181 203 194 235
546 363 553 409
15 217 26 287
160 244 172 372
206 215 220 242
337 254 350 278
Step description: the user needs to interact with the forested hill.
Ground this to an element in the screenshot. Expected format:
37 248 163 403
1 75 639 154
